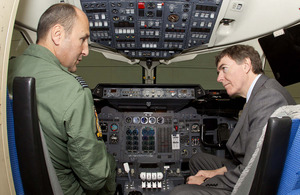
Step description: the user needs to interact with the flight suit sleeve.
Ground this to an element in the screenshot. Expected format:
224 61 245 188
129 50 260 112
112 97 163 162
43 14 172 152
63 88 116 192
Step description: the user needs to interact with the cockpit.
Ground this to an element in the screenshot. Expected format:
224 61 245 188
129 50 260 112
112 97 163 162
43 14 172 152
1 0 300 195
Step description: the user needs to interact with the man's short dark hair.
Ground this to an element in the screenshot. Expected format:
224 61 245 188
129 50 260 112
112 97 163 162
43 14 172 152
36 3 77 43
215 45 264 74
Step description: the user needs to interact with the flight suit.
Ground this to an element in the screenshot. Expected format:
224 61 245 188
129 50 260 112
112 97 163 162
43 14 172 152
8 44 116 195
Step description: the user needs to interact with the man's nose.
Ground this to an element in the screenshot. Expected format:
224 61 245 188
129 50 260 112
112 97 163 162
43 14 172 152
82 41 89 56
217 72 223 83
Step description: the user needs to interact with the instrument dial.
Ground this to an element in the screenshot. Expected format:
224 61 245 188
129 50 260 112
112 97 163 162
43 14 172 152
149 117 156 124
133 117 140 124
141 117 148 124
157 117 165 124
110 123 118 131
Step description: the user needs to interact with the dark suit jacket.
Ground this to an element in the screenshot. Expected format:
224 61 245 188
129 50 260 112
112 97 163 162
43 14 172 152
203 74 296 191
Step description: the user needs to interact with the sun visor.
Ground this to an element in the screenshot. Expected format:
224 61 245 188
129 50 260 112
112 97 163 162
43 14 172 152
259 23 300 86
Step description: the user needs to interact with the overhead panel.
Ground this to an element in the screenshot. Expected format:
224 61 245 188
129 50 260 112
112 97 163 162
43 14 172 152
80 0 223 60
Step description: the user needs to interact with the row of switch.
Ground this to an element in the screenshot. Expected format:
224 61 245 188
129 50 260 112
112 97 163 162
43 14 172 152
90 21 108 27
141 181 163 189
191 33 208 39
194 12 215 18
141 30 160 36
165 33 185 39
192 21 213 28
123 51 175 58
140 172 164 181
92 32 110 38
115 28 135 34
112 8 134 14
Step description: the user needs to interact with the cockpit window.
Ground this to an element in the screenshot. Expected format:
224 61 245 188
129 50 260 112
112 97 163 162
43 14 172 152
10 28 29 58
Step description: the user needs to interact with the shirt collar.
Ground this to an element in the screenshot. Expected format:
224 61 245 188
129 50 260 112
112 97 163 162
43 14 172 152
246 74 262 102
25 44 69 72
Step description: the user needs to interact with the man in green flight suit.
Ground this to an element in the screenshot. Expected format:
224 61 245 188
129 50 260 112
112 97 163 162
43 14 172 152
7 3 116 195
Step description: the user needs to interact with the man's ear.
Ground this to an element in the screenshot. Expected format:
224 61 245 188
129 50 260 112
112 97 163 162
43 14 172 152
51 24 64 46
243 58 252 73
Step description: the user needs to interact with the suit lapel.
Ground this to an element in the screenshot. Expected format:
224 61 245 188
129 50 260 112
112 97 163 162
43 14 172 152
226 75 269 150
226 102 248 149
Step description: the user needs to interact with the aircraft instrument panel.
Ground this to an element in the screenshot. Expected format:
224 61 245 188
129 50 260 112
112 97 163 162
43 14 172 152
93 84 238 195
80 0 223 60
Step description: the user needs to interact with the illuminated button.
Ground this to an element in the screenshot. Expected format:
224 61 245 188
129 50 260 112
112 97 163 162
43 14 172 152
104 21 108 26
157 181 162 188
140 172 146 180
95 14 99 20
138 2 145 9
147 172 152 181
101 14 105 19
157 172 163 180
153 182 157 188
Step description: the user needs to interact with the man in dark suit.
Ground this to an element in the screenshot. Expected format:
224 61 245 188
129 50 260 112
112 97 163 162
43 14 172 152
170 45 296 194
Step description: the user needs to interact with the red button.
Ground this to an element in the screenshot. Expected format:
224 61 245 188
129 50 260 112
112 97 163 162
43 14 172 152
138 2 145 9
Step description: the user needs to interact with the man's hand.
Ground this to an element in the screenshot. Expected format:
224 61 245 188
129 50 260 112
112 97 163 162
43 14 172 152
186 166 227 185
186 175 207 185
195 166 227 178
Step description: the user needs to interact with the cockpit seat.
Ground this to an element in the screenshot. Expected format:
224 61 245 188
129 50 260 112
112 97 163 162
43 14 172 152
277 116 300 195
232 105 300 195
10 77 63 195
